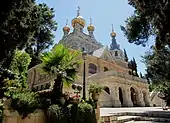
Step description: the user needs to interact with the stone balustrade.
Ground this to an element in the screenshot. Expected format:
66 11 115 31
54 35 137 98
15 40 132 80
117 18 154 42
87 70 147 83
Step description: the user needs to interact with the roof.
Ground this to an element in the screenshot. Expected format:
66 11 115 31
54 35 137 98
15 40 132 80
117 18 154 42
92 47 106 57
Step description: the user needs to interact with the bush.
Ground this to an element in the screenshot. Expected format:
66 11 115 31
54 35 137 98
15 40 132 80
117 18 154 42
47 104 69 123
0 101 3 122
69 102 97 123
46 102 97 123
77 102 96 123
89 83 104 94
10 90 39 118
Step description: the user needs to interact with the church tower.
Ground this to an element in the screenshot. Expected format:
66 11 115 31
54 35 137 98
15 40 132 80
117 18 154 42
63 20 70 37
87 18 95 38
59 7 102 53
71 6 86 33
110 25 124 60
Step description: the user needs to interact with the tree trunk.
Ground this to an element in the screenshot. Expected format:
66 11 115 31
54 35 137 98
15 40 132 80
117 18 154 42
51 74 63 104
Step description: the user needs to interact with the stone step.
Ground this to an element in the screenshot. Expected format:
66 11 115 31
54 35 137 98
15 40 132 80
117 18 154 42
117 116 140 123
125 121 167 123
110 112 170 118
117 116 170 123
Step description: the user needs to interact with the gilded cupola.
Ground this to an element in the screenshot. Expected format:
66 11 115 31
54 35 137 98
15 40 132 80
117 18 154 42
63 20 70 32
110 24 116 37
87 17 95 31
71 7 86 28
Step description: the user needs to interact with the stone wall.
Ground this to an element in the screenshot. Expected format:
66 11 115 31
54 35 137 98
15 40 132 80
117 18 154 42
150 91 166 107
3 109 45 123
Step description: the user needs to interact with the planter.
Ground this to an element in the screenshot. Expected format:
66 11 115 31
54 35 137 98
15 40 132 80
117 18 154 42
92 93 100 101
69 99 80 104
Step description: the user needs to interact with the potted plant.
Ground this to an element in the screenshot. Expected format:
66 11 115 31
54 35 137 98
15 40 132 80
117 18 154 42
69 94 80 104
88 83 103 101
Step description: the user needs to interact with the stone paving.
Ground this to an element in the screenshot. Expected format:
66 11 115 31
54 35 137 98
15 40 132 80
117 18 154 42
125 121 166 123
100 107 170 123
100 107 170 116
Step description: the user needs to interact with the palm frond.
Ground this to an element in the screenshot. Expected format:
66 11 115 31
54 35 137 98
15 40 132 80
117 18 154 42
41 44 81 86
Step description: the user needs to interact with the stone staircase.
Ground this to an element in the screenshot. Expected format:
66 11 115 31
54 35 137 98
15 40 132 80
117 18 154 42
101 111 170 123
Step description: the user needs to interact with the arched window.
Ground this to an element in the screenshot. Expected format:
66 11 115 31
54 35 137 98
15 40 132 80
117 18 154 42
104 86 110 94
45 83 50 89
115 51 118 56
104 67 108 72
40 85 43 90
88 63 97 74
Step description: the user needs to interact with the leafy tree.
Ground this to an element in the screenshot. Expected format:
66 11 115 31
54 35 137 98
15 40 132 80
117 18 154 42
41 44 80 104
0 1 57 69
0 0 37 68
10 50 31 88
128 58 139 77
26 3 57 68
140 72 143 78
124 49 128 62
0 68 16 98
121 0 170 49
143 46 170 105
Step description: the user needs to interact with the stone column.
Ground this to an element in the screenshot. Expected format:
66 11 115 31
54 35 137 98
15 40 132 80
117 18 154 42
123 88 133 107
137 90 145 107
145 92 151 106
112 87 121 107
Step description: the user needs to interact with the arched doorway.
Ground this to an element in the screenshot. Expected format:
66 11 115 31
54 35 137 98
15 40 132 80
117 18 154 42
119 87 123 106
104 86 110 95
130 87 137 106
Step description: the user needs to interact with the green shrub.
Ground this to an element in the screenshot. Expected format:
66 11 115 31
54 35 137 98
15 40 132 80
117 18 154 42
77 102 96 123
89 83 104 94
0 101 3 123
10 90 39 118
47 104 69 123
46 102 96 123
69 102 97 123
10 50 31 88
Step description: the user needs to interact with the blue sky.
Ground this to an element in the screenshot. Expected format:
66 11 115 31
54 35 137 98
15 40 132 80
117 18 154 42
37 0 154 74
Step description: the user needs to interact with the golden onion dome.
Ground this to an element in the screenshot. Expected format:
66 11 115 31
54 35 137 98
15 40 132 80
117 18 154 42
110 24 116 37
71 16 86 28
63 25 70 32
110 32 116 37
87 25 94 31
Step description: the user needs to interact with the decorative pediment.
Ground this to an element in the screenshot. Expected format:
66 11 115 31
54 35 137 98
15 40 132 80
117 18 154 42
93 46 114 62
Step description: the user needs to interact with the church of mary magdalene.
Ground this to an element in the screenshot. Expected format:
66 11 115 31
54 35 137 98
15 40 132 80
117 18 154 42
28 7 154 107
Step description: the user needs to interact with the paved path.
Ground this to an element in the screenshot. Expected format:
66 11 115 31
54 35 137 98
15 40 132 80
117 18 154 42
100 107 170 116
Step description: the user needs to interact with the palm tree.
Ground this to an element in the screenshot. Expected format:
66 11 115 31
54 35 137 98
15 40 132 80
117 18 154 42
41 44 80 104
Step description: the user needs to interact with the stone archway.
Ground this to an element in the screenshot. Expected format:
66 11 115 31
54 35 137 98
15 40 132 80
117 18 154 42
119 87 123 106
130 87 138 106
104 86 110 95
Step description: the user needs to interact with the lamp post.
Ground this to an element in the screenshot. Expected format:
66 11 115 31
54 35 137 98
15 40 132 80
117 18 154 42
82 48 87 100
71 84 82 123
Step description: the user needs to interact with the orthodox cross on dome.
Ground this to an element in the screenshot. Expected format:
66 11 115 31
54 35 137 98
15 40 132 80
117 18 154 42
66 19 68 26
110 24 119 50
90 17 92 25
77 6 80 17
111 24 114 32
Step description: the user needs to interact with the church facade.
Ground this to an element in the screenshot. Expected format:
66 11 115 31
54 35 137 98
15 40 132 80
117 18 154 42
28 8 151 107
